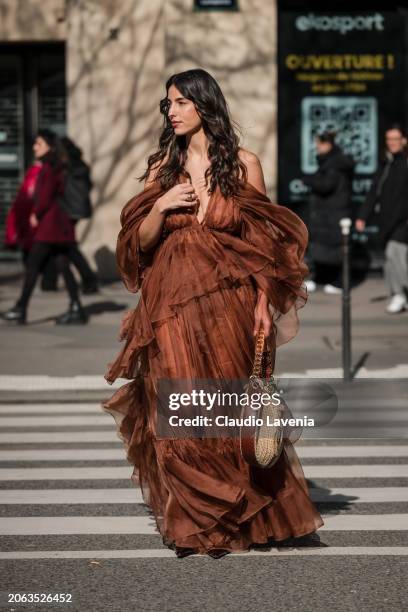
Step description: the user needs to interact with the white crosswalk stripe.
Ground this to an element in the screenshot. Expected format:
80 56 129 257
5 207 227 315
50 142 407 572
1 445 408 461
1 514 408 536
0 403 105 414
0 431 117 443
0 366 407 390
0 402 408 559
2 487 408 504
0 415 111 427
2 464 408 480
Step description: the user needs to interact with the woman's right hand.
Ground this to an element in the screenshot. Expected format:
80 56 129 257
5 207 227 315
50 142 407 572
355 218 366 232
155 183 199 214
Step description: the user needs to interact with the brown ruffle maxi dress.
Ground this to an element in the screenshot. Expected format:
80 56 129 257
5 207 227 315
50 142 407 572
103 173 324 556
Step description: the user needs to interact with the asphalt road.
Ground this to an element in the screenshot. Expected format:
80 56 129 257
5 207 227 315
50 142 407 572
0 273 407 611
0 400 407 612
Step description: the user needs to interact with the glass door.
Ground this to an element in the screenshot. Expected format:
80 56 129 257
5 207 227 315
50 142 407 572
0 43 66 257
0 54 24 257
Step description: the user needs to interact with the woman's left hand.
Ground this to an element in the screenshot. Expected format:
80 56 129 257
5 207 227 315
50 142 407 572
253 289 272 338
29 213 39 229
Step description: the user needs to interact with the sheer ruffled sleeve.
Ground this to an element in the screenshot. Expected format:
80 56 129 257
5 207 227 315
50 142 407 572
116 182 163 293
234 182 309 347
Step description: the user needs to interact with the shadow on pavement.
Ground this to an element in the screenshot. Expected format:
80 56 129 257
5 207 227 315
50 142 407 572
351 351 370 378
82 301 128 316
0 301 128 325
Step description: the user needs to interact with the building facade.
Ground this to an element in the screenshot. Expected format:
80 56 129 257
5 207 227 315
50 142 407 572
0 0 277 277
1 1 407 276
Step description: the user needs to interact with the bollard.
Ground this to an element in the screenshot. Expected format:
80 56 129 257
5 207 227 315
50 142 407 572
340 218 352 382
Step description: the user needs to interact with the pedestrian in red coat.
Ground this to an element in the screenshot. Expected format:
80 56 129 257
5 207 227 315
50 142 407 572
4 163 42 257
5 134 99 293
2 129 88 325
31 159 76 243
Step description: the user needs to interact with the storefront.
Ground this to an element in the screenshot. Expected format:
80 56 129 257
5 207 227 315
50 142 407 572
277 1 408 263
1 2 407 274
0 43 66 256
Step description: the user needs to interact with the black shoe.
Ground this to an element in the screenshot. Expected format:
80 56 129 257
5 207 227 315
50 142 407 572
175 547 196 558
1 305 27 324
81 279 99 295
207 548 231 559
291 532 326 548
55 301 88 325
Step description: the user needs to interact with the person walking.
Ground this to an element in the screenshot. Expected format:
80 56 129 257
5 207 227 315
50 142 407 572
58 137 99 294
356 124 408 314
302 131 354 295
4 131 98 294
1 131 88 325
5 130 61 292
102 68 323 558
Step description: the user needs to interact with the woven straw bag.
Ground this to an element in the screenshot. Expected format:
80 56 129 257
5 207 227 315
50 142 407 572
239 326 285 468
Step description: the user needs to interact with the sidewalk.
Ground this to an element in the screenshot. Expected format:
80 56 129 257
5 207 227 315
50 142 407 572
0 272 406 396
278 274 408 376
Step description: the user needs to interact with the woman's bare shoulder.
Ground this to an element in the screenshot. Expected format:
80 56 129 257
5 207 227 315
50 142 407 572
238 148 266 195
238 148 260 165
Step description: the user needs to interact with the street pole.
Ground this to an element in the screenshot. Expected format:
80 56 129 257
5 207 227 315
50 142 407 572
340 218 352 382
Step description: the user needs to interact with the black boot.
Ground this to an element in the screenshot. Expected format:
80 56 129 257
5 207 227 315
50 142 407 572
55 301 88 325
1 305 27 325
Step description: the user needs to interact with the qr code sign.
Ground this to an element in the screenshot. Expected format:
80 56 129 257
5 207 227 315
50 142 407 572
301 97 378 174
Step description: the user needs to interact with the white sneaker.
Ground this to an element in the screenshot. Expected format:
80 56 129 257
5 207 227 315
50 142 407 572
386 294 407 314
323 284 343 295
305 280 317 292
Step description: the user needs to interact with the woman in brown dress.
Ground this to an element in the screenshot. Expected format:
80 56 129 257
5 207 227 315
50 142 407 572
103 68 324 558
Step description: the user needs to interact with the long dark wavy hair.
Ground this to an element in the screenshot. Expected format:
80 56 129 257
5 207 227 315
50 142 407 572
138 68 248 197
36 128 62 170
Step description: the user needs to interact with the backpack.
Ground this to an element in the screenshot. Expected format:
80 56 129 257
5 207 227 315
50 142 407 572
58 163 93 220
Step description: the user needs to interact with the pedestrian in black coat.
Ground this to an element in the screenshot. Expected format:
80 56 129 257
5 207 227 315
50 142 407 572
302 132 354 294
356 124 408 314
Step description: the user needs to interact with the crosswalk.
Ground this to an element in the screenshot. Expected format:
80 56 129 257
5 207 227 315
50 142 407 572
1 402 408 559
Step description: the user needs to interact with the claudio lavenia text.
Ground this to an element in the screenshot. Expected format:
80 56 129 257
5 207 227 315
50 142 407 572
167 415 315 427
